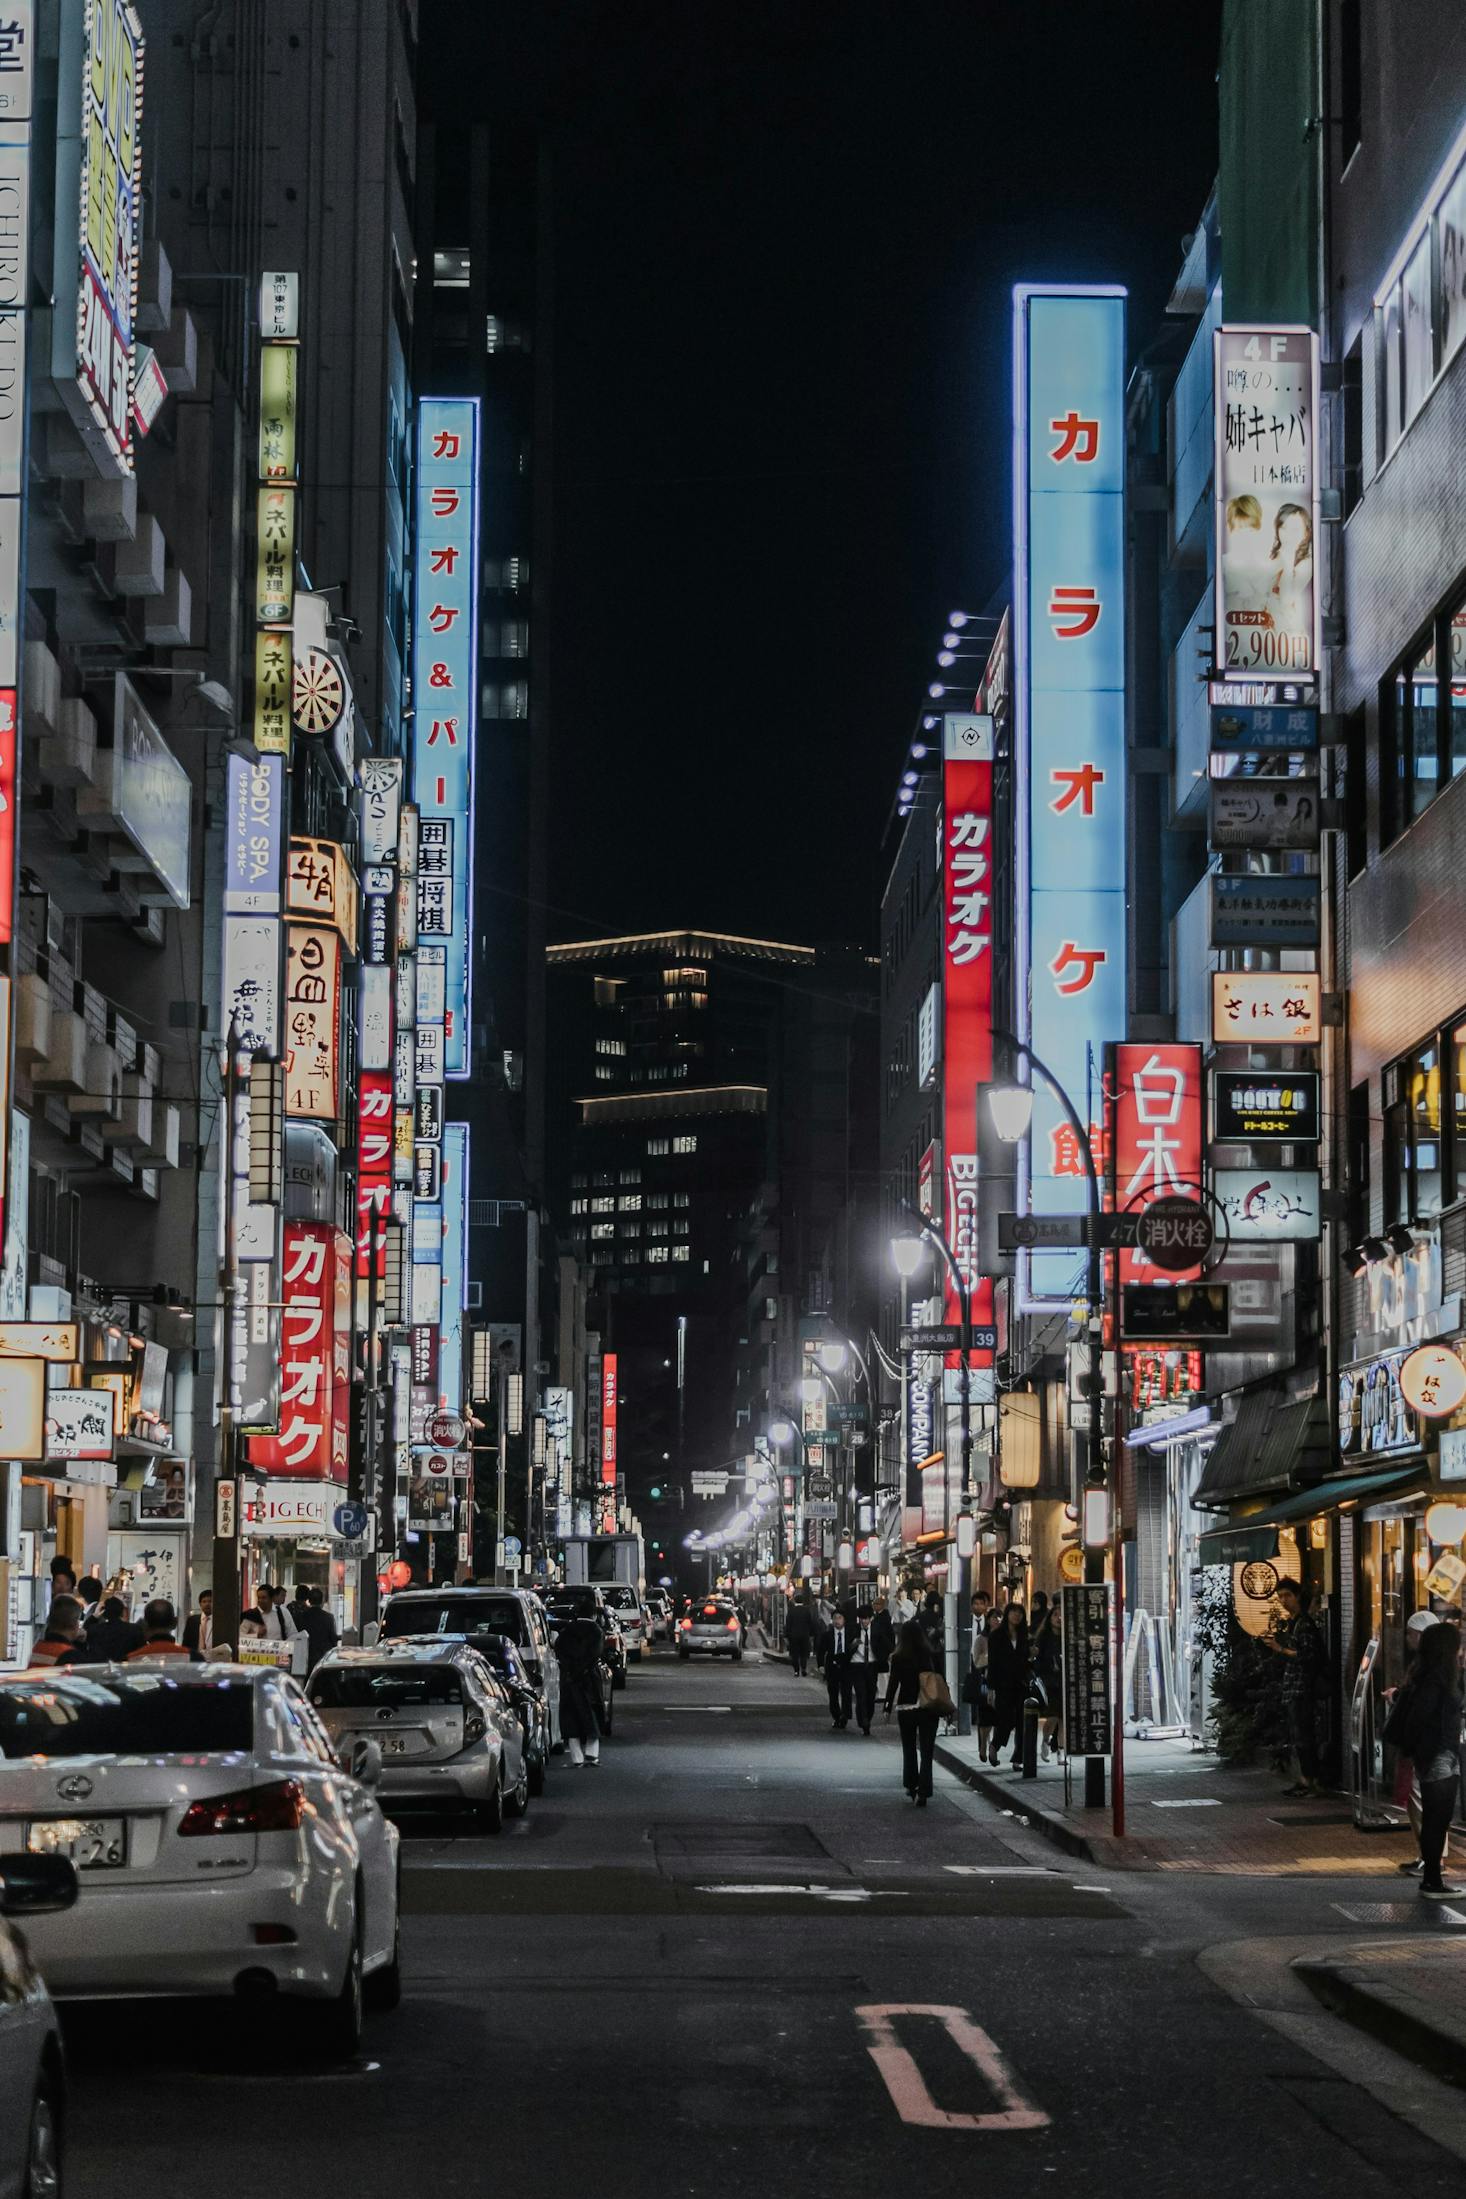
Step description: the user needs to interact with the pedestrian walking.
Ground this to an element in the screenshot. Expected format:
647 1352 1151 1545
1392 1609 1450 1877
785 1594 814 1677
962 1589 992 1730
77 1594 145 1664
883 1618 949 1804
28 1595 86 1668
843 1605 880 1734
1262 1577 1326 1796
124 1599 195 1660
975 1604 1003 1761
918 1590 945 1661
1385 1619 1464 1898
826 1599 857 1728
1031 1596 1062 1760
870 1598 896 1676
553 1611 607 1766
288 1579 338 1671
987 1601 1030 1769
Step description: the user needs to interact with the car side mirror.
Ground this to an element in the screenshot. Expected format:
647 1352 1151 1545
342 1737 383 1788
0 1853 80 1917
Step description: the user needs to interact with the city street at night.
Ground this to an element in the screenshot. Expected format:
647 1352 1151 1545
57 1643 1466 2195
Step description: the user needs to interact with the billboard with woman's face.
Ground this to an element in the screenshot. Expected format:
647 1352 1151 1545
1213 326 1320 681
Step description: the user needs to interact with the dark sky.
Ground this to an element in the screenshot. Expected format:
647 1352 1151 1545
427 3 1222 952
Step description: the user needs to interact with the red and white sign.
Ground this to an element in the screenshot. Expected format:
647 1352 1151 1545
248 1223 351 1482
0 689 15 946
1111 1044 1204 1285
942 716 995 1366
355 1068 394 1285
601 1351 618 1486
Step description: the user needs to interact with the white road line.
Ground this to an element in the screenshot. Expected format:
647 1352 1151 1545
854 2003 1050 2131
943 1864 1056 1877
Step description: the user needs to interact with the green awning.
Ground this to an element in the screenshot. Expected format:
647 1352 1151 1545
1197 1462 1427 1567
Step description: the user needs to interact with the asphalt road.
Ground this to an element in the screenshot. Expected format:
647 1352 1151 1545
61 1644 1466 2196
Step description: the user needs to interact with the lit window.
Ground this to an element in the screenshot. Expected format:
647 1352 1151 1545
647 1220 669 1238
647 1244 670 1264
619 1169 640 1184
592 1246 614 1265
672 1192 690 1209
673 1136 697 1155
764 1298 778 1322
592 1196 615 1214
596 1039 626 1056
434 248 470 288
671 1244 691 1262
646 1138 669 1156
595 1066 615 1082
570 1198 587 1216
591 1222 614 1240
647 1193 668 1210
617 1219 640 1238
618 1194 641 1212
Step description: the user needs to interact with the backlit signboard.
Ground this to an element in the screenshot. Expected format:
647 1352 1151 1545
109 677 191 908
941 714 994 1364
253 629 292 757
286 837 358 947
1211 970 1320 1047
412 396 478 1078
1212 1069 1320 1142
1213 326 1320 681
256 485 295 625
258 341 297 481
439 1122 469 1413
602 1351 618 1486
0 1356 45 1461
45 1385 114 1463
359 757 403 865
224 753 283 913
1212 1167 1321 1242
283 924 341 1119
75 0 143 472
1112 1044 1203 1285
1015 284 1127 1300
221 916 280 1057
1211 873 1319 948
248 1224 349 1481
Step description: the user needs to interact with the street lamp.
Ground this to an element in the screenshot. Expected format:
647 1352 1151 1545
817 1339 848 1374
891 1233 926 1281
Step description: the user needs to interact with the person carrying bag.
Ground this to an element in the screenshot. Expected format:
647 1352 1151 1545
883 1618 945 1805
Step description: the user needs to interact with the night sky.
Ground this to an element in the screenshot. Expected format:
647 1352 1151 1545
427 3 1223 951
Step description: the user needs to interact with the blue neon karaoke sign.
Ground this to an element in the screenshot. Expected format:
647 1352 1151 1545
1013 286 1127 1302
440 1122 470 1413
412 397 479 1078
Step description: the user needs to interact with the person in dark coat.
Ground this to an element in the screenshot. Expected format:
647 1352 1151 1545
552 1614 607 1766
883 1617 941 1803
1261 1577 1326 1796
840 1605 880 1735
919 1591 945 1660
870 1600 896 1676
785 1595 815 1678
287 1580 338 1672
987 1602 1030 1769
1393 1620 1464 1898
1031 1597 1062 1760
826 1599 858 1729
77 1594 145 1664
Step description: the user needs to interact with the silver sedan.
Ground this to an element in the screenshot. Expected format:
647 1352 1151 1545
308 1640 528 1831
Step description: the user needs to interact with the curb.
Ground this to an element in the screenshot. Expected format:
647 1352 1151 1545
1295 1957 1466 2087
933 1737 1105 1863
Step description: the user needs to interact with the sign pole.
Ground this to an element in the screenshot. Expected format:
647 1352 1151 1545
1107 1059 1126 1841
212 1036 243 1655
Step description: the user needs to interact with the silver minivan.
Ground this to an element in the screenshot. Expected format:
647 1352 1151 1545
308 1640 528 1832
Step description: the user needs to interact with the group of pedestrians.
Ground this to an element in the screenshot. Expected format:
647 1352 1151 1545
29 1562 338 1673
966 1590 1062 1767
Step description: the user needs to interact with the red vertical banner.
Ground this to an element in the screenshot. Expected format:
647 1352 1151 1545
0 689 16 947
1110 1044 1205 1286
328 1228 352 1484
942 715 995 1365
355 1069 394 1282
248 1222 341 1479
601 1352 618 1486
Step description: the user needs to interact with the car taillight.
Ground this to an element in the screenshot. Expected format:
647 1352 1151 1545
725 1618 739 1632
678 1618 692 1631
464 1712 486 1742
178 1778 305 1838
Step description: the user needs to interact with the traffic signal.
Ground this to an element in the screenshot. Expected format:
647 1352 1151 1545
649 1484 663 1499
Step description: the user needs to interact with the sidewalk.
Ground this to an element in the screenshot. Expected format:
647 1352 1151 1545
1295 1939 1466 2085
933 1727 1420 1876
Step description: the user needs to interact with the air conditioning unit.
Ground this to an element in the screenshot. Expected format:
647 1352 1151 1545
113 514 166 598
68 1039 123 1126
39 697 98 788
135 1102 180 1171
14 974 50 1065
83 475 138 543
31 1006 88 1093
144 566 192 648
114 1072 154 1149
23 642 61 737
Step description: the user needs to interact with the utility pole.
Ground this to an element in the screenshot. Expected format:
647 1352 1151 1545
211 1036 242 1656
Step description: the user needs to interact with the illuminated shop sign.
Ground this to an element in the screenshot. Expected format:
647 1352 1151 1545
941 714 994 1365
1014 284 1127 1300
412 396 478 1078
1213 326 1320 681
74 0 143 471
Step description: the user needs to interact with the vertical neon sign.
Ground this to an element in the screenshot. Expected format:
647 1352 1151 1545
1014 285 1127 1302
941 713 994 1366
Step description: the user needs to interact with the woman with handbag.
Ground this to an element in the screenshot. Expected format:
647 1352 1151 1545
883 1617 950 1804
987 1601 1031 1770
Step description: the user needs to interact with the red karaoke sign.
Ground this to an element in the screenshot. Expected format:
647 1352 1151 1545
942 714 995 1366
601 1352 618 1486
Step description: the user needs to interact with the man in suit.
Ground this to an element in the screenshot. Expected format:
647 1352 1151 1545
181 1589 213 1658
288 1580 336 1671
77 1595 145 1663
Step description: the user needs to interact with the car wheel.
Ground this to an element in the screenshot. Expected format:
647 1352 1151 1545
613 1668 626 1691
365 1865 403 2012
678 1646 690 1660
505 1760 530 1817
528 1749 547 1797
732 1648 743 1662
474 1774 504 1835
321 1895 365 2059
24 2077 61 2199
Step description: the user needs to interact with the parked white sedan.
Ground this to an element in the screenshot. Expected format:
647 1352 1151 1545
0 1663 401 2056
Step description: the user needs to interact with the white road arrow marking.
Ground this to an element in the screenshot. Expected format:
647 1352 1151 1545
854 2004 1049 2131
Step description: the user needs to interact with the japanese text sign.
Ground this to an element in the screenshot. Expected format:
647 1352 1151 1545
1211 970 1320 1047
602 1351 618 1485
284 923 341 1120
224 753 283 913
248 1223 350 1482
287 837 358 946
942 714 994 1366
1112 1044 1204 1284
1214 326 1319 680
412 396 478 1078
76 0 143 472
1016 286 1127 1297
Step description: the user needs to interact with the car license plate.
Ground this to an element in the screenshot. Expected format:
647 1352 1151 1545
27 1817 127 1869
381 1735 409 1755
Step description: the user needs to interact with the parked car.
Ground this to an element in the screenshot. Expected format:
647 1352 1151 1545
645 1590 673 1641
598 1582 650 1661
541 1590 617 1729
678 1597 746 1660
308 1641 527 1829
0 1663 401 2055
379 1586 561 1744
0 1852 74 2199
467 1634 552 1795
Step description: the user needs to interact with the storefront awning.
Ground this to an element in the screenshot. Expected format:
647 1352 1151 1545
1197 1462 1426 1566
1192 1386 1332 1509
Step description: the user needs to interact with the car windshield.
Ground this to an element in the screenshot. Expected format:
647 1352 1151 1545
309 1666 463 1710
0 1673 254 1759
467 1637 523 1680
601 1585 638 1611
696 1604 734 1621
545 1589 597 1614
382 1595 528 1646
